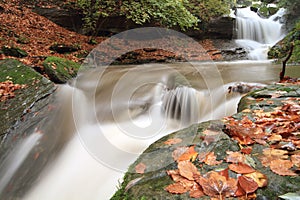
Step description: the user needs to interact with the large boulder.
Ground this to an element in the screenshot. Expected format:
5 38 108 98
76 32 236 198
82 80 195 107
112 83 300 199
43 56 80 84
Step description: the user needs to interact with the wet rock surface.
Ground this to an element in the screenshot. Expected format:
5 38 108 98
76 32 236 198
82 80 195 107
112 83 300 200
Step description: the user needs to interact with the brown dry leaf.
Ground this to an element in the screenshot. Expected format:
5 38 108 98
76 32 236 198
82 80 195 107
226 151 246 163
268 134 282 143
178 161 200 181
238 175 259 194
165 182 189 194
166 170 184 182
260 148 289 167
172 146 189 161
198 171 237 198
189 182 205 198
244 171 268 187
291 153 300 167
164 138 182 145
204 152 223 166
241 147 252 154
135 162 146 174
202 129 221 145
269 159 297 176
229 163 256 174
177 146 198 162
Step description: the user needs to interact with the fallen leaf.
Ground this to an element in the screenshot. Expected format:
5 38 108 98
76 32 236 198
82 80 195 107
204 152 223 165
164 138 182 145
226 151 246 163
238 175 259 194
269 159 297 176
268 134 282 143
198 171 237 198
229 163 256 174
178 160 200 181
244 171 268 188
135 162 146 174
189 182 205 198
241 147 252 154
165 182 189 194
291 153 300 167
177 146 198 162
202 129 221 145
260 148 289 167
172 146 189 161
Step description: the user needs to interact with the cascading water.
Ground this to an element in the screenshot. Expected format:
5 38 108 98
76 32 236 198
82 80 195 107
235 6 286 60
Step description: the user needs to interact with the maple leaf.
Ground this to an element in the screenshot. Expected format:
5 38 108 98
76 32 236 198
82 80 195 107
238 175 258 194
178 160 200 181
197 171 237 198
165 182 189 194
164 138 182 145
135 162 146 174
244 171 268 188
229 163 256 174
270 159 297 176
203 152 223 166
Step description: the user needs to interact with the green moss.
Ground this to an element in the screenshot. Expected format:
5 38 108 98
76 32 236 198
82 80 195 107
43 56 80 83
0 59 55 137
268 20 300 64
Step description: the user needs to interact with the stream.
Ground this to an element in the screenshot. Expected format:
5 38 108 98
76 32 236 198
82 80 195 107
0 4 299 200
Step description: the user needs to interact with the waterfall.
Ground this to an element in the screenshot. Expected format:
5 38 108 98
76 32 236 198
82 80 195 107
235 6 286 60
162 86 201 126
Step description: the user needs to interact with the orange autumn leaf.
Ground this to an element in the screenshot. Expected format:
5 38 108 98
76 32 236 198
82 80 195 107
269 159 297 176
165 182 189 194
198 171 237 198
241 147 252 154
244 171 268 188
135 162 146 174
204 152 223 166
172 146 189 161
238 175 259 194
177 146 198 162
267 134 282 143
229 163 256 174
167 170 185 182
189 182 205 198
291 153 300 167
226 151 246 163
178 160 200 181
164 138 182 145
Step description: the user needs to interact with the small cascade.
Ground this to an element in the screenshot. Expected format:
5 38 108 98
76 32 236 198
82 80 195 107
235 6 286 60
162 86 201 126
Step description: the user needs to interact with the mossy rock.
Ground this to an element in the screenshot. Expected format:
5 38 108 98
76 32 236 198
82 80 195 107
112 84 300 200
0 59 56 138
268 21 300 64
1 46 28 58
238 84 300 112
43 56 80 83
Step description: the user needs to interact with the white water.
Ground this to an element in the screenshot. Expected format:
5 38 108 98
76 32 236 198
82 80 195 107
235 6 286 59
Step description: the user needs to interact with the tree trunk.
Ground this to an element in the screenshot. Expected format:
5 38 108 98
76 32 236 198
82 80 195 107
280 42 294 81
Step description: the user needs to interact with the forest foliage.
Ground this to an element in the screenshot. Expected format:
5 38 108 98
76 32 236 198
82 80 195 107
74 0 233 34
